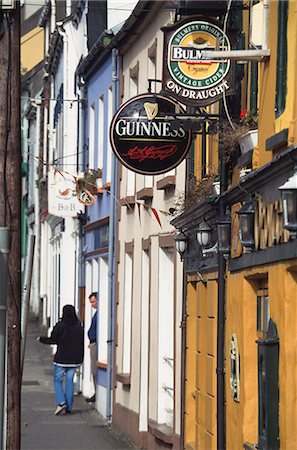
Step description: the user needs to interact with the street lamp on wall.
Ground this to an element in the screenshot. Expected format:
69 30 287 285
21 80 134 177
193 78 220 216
217 216 231 257
175 232 188 260
279 166 297 239
237 201 255 252
196 221 218 257
196 221 212 247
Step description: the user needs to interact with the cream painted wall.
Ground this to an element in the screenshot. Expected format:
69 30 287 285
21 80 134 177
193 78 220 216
21 27 44 74
115 5 185 439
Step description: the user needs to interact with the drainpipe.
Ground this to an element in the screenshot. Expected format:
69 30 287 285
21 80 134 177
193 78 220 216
217 146 227 450
106 47 118 421
0 228 10 450
21 234 36 376
66 0 71 17
180 264 187 450
77 77 86 172
34 98 41 317
51 0 56 34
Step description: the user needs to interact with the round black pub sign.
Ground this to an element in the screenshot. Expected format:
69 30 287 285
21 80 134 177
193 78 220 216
110 93 192 175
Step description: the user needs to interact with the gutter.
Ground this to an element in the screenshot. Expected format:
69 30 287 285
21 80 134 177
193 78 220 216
109 0 166 52
221 145 297 205
76 29 113 81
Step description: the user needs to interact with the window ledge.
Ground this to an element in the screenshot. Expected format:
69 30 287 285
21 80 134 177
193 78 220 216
120 196 136 207
148 420 174 445
156 175 176 191
137 187 153 201
116 373 131 386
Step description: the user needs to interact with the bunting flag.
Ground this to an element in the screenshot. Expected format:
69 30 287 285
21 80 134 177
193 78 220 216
25 151 169 228
151 207 163 229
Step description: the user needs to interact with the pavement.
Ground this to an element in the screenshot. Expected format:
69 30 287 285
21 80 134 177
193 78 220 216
21 317 137 450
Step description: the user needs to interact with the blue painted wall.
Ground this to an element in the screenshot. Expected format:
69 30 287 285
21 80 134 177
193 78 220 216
84 53 114 391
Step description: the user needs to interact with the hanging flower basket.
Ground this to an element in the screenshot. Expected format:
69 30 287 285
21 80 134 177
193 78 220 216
238 129 258 154
76 168 102 195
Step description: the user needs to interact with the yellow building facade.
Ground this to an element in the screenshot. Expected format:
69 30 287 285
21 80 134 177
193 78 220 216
172 1 297 449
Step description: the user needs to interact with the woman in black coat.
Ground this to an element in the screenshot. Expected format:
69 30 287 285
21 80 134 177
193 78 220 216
38 305 84 415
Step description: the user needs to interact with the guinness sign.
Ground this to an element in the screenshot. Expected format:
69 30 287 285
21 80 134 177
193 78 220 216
110 93 192 175
163 17 236 106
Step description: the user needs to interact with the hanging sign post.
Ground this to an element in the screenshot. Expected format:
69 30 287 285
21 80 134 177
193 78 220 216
110 93 192 175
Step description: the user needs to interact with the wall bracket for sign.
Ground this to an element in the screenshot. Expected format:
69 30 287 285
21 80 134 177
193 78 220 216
146 79 221 135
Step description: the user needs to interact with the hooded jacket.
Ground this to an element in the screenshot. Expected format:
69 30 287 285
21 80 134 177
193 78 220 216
40 305 84 366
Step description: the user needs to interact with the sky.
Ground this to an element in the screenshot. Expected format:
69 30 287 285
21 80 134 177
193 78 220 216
107 0 138 30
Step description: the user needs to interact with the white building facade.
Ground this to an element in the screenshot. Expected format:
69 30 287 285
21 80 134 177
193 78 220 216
112 3 185 449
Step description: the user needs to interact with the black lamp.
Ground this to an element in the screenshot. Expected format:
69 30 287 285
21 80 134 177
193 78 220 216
174 232 187 260
196 221 212 247
279 166 297 239
237 201 255 251
217 215 231 257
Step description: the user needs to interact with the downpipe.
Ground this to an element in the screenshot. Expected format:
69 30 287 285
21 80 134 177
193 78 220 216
106 48 119 421
217 147 227 450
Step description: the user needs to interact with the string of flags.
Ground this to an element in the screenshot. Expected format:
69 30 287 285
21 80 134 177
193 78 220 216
24 152 170 228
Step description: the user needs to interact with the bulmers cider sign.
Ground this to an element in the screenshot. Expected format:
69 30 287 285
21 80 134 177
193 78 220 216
162 17 235 106
110 93 192 175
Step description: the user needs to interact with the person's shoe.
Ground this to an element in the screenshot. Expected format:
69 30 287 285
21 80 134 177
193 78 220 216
55 403 67 415
85 395 96 403
66 410 72 414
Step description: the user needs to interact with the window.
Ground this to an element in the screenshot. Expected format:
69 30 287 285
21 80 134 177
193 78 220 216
275 0 288 118
157 247 174 427
147 39 157 93
123 251 133 373
129 62 139 97
97 96 104 170
139 250 150 431
89 103 95 170
54 84 64 169
106 86 113 182
126 170 135 196
256 287 270 336
94 223 109 249
98 257 108 364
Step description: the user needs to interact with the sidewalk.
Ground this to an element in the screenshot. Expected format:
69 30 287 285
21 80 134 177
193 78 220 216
21 317 136 450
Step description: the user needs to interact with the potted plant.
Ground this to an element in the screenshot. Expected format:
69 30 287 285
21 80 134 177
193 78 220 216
77 168 102 195
238 108 258 154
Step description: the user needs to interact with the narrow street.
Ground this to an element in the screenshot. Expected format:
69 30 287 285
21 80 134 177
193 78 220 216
21 317 136 450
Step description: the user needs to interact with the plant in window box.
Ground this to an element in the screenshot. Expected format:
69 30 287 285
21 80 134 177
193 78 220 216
238 108 258 154
77 168 102 195
220 112 258 158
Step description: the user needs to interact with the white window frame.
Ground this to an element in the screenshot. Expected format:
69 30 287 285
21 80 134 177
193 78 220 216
98 95 104 170
89 103 95 170
123 252 133 373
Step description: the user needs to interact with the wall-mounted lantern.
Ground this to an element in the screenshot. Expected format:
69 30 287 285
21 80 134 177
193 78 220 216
174 232 187 260
279 166 297 239
197 221 218 257
217 215 231 257
196 221 212 247
237 201 255 251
